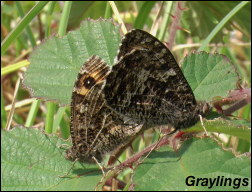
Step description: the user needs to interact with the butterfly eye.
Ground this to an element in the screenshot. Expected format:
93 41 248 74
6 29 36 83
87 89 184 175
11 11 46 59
83 76 96 89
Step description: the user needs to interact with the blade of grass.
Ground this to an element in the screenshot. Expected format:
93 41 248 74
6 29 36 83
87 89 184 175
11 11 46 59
6 2 40 129
150 1 165 36
45 1 57 37
1 60 30 76
1 90 7 128
15 1 36 47
53 106 68 136
5 98 35 111
50 1 72 136
45 102 56 134
6 78 21 130
58 1 72 36
157 1 173 41
1 1 49 55
104 2 112 19
44 100 57 132
25 100 41 127
109 1 127 35
133 1 157 29
198 1 249 51
59 116 70 139
17 1 44 127
42 2 58 133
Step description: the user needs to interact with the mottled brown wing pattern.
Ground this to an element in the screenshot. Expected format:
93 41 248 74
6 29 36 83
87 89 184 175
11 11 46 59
66 56 143 163
104 29 210 130
67 29 211 163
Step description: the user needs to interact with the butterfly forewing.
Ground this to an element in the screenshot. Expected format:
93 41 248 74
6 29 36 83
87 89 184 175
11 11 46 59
104 29 204 129
117 29 194 94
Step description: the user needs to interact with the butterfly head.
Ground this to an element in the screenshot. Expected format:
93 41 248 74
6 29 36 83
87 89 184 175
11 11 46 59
196 101 212 117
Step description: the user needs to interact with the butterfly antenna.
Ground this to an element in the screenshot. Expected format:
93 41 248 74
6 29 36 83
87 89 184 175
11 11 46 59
59 158 79 178
199 114 208 136
92 156 105 176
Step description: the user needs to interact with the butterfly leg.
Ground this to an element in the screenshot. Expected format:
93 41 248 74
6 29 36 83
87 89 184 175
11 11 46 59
92 156 105 176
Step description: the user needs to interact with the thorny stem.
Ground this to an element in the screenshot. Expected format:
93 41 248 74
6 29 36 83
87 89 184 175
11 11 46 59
223 98 250 116
213 88 251 115
114 134 170 170
167 1 186 50
114 88 251 170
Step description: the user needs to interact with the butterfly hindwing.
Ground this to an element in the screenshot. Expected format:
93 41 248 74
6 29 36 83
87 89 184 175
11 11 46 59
67 56 143 163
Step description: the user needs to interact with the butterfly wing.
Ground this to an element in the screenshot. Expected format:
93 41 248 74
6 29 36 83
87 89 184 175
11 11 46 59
67 56 143 163
104 29 198 128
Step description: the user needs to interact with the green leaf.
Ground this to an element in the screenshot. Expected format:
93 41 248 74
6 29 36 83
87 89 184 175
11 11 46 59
1 127 102 191
182 52 239 101
133 137 251 191
23 19 121 105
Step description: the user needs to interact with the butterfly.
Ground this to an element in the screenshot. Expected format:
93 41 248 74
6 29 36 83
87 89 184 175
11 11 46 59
66 29 211 163
66 56 143 163
104 29 210 132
